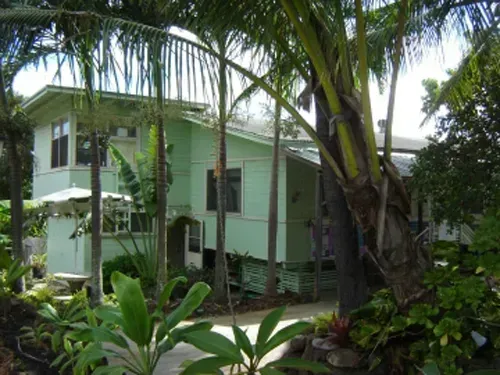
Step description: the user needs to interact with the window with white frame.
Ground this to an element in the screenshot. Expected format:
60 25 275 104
104 209 153 234
51 119 69 168
76 123 108 167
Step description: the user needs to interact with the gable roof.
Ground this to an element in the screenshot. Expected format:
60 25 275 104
22 85 210 115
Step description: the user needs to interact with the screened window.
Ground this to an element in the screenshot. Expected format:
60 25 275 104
206 168 242 213
104 210 153 233
51 119 69 168
76 123 108 167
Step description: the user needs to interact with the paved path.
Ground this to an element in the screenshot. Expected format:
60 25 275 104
107 300 337 374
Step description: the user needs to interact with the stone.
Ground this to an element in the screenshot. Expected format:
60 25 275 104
290 335 307 352
312 337 339 351
327 348 361 368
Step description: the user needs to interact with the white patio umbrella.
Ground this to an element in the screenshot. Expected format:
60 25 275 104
33 184 132 271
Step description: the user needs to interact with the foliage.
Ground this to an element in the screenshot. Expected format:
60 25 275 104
312 312 334 336
349 250 500 375
311 311 351 347
21 286 55 308
102 254 141 294
104 124 173 283
412 42 500 225
0 200 47 246
19 323 51 351
66 272 212 375
168 264 215 298
0 244 31 297
181 306 329 374
420 361 500 375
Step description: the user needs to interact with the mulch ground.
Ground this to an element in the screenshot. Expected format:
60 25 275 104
0 297 60 375
153 290 310 319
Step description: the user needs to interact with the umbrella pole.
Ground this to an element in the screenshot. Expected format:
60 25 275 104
73 204 78 273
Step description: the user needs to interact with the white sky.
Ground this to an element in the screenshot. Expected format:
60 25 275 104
13 38 463 140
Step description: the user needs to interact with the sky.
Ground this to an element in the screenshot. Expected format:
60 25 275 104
12 38 463 140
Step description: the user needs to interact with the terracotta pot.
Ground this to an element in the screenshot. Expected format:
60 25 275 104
0 347 14 375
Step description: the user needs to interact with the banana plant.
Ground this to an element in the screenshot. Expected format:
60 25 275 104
69 271 212 375
181 305 330 374
106 125 174 282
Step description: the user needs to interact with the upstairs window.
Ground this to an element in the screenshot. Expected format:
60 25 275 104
76 123 108 167
206 168 242 213
51 119 69 168
110 126 137 138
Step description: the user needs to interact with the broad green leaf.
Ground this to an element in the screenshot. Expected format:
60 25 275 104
51 330 62 352
183 331 244 363
111 271 152 346
181 356 235 375
156 276 188 315
93 366 128 375
265 358 330 373
170 320 214 343
232 325 254 359
39 303 61 323
94 305 126 328
74 343 119 371
156 321 168 343
165 282 211 330
262 322 312 357
90 327 129 349
256 306 286 357
51 353 66 368
260 368 286 375
418 362 440 375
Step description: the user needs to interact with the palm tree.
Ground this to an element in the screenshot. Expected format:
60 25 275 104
1 0 495 310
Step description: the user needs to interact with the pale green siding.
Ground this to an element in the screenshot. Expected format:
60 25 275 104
69 169 118 193
46 217 86 274
190 124 288 262
285 157 317 262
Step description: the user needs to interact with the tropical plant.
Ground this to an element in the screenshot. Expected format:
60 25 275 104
0 0 497 312
0 244 31 299
108 124 174 288
420 362 500 375
19 323 51 350
181 305 329 374
67 271 212 375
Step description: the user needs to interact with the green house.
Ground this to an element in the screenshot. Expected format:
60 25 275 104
24 85 429 294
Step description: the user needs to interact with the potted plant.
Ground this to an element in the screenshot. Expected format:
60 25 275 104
31 253 47 279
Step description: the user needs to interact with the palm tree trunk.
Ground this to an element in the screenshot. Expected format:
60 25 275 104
155 108 167 300
8 131 25 293
265 102 281 297
314 78 367 315
90 128 103 306
214 39 228 302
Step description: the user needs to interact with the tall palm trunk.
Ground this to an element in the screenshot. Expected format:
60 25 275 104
314 76 367 315
84 61 103 307
265 101 281 297
155 96 167 300
214 39 228 302
0 65 24 292
8 131 25 292
90 128 103 306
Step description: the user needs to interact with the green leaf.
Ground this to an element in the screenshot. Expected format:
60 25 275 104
51 330 62 352
256 306 286 356
165 282 211 330
232 325 254 359
183 331 244 363
265 358 330 373
156 321 168 344
260 368 286 375
93 366 128 375
440 334 448 346
170 320 214 343
262 322 312 357
418 362 440 375
156 276 188 315
181 356 235 375
51 353 66 368
111 271 152 346
90 327 129 349
467 371 500 375
94 305 126 328
39 303 61 323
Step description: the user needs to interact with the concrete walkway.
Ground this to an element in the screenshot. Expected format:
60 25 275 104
107 299 337 374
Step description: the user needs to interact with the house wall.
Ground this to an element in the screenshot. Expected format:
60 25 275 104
189 124 288 262
285 157 318 262
46 217 86 274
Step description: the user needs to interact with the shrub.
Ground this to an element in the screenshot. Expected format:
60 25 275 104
168 264 214 298
102 254 141 293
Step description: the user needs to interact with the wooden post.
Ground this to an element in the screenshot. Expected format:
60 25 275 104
314 171 323 301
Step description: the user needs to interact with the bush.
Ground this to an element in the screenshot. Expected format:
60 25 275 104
21 287 55 308
168 264 214 298
102 254 141 294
